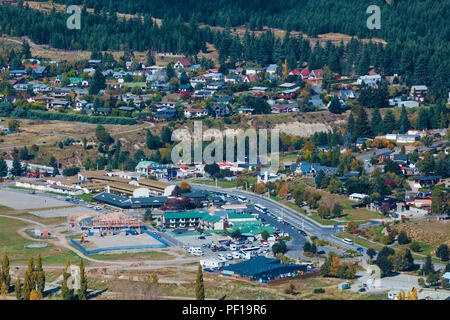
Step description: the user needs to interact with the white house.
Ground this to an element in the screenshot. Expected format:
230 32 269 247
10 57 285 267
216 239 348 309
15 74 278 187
257 169 284 184
184 108 208 118
349 193 369 202
357 75 382 86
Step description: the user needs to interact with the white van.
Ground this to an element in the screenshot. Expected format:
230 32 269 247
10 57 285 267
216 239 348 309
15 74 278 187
188 247 203 255
230 244 238 251
343 238 353 245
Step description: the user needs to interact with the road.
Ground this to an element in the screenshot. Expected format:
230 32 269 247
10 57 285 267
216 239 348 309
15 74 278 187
192 184 364 254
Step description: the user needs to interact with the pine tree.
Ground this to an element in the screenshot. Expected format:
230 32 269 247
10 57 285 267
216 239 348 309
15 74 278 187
382 110 397 134
0 157 8 177
14 278 21 300
346 113 355 137
398 106 411 134
371 108 383 136
422 255 434 275
328 96 342 114
78 259 87 300
11 156 23 177
355 106 372 138
195 263 205 300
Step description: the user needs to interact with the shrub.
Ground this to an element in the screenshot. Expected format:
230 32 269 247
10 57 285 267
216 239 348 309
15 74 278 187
313 288 325 294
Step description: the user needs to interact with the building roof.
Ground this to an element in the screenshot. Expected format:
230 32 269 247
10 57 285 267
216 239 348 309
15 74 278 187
163 210 208 220
221 256 307 279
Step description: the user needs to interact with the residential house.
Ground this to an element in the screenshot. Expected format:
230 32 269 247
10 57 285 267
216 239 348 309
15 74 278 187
211 104 232 117
174 58 192 69
357 75 382 86
410 85 428 101
184 108 208 118
266 64 278 75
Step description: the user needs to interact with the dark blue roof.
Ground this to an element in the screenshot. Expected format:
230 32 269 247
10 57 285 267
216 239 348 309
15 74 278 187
93 192 167 208
221 256 307 279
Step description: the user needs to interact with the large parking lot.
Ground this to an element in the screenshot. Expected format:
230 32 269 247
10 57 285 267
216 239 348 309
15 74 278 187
175 232 273 261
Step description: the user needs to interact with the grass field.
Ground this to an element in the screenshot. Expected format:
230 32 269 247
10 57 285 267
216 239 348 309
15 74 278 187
0 216 78 265
88 251 176 261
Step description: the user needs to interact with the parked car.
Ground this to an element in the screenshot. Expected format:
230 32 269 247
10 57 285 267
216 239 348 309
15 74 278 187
218 246 227 251
217 254 226 260
226 254 233 260
232 252 241 259
198 235 205 240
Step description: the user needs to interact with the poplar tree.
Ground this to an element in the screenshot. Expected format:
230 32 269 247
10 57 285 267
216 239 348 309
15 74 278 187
2 252 11 291
195 263 205 300
61 258 73 300
14 278 21 300
36 268 45 295
78 259 87 300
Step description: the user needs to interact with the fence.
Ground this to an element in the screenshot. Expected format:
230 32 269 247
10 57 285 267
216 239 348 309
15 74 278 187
69 230 168 255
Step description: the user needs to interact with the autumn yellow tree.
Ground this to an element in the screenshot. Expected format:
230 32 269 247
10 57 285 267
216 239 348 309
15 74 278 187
406 291 413 300
277 183 289 199
253 182 266 194
411 287 418 300
29 289 42 300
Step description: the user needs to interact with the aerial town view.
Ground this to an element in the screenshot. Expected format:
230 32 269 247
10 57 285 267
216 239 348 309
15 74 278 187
0 0 449 307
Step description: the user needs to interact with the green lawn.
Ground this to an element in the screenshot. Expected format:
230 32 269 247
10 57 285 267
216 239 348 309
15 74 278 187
88 250 176 261
271 198 336 226
0 216 79 265
338 208 386 221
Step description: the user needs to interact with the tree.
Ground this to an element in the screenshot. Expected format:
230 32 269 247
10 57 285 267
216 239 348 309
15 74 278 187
14 278 21 300
61 258 73 300
436 244 449 262
397 231 410 245
0 157 8 177
398 106 411 133
355 106 372 138
89 69 106 95
328 96 342 114
29 289 42 300
422 255 434 276
195 264 205 300
144 208 153 221
382 110 397 134
79 259 87 300
8 119 20 132
204 163 220 177
261 229 269 240
272 241 287 255
2 252 11 291
11 156 23 177
367 248 377 260
376 246 395 277
431 187 444 214
346 112 355 137
393 248 414 272
230 229 241 239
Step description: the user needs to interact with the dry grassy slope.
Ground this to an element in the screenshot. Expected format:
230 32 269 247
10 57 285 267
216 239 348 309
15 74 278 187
393 220 450 248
